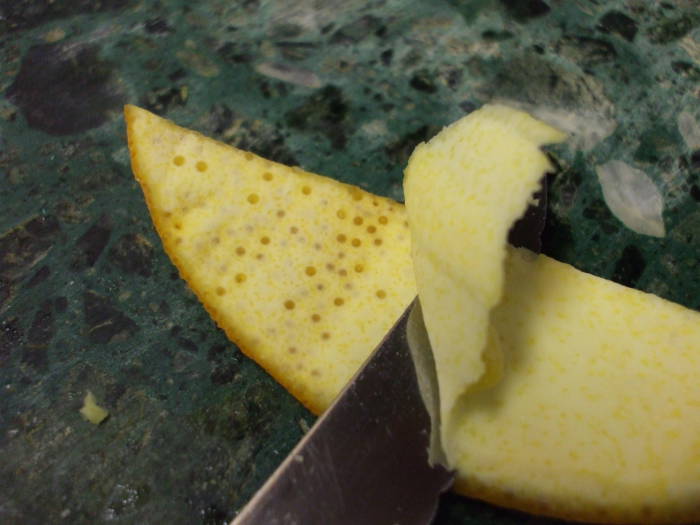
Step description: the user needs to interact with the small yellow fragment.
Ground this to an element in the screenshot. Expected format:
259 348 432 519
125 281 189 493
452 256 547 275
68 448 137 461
80 391 109 425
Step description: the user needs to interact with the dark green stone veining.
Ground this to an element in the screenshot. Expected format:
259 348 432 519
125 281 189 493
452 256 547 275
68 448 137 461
1 0 699 523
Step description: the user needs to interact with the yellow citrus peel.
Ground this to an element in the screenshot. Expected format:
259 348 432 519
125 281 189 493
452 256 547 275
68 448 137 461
125 104 415 413
126 104 700 524
405 105 700 524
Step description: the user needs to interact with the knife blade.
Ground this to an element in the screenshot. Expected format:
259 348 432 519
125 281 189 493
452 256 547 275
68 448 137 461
231 175 549 524
231 301 454 525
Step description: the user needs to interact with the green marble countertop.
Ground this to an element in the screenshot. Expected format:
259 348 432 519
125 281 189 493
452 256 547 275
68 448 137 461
1 1 699 523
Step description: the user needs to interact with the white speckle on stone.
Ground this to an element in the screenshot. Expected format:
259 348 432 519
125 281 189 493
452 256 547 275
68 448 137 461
272 4 322 31
596 160 665 238
360 119 389 137
678 110 700 150
659 166 690 208
111 147 130 165
680 33 700 65
458 39 502 59
254 62 323 88
499 101 617 151
43 28 66 43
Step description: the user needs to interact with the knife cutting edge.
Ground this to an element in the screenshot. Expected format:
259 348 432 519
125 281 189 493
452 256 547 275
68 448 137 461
231 301 455 525
231 175 549 525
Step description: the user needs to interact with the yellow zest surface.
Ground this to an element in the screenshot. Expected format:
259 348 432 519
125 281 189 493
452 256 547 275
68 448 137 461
451 247 700 524
127 104 700 523
405 105 700 524
125 105 415 413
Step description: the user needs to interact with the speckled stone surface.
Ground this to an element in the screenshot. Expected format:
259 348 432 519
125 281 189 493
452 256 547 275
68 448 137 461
1 1 699 523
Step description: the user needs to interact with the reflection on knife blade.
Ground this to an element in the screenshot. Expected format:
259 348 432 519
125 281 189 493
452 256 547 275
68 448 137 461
231 302 454 525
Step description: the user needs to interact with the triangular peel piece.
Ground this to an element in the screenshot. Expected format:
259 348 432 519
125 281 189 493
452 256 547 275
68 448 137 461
125 105 415 413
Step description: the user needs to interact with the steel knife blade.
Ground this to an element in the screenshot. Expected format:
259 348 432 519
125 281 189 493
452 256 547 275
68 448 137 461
231 175 549 525
231 302 454 525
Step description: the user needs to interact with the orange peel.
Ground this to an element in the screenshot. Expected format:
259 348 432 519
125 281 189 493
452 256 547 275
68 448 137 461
126 104 700 524
125 104 415 413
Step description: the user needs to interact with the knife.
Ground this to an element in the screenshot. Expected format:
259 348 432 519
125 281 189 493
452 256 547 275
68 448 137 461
231 301 454 525
231 176 549 524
